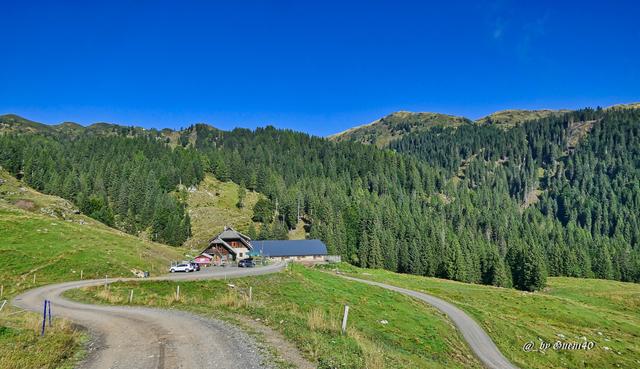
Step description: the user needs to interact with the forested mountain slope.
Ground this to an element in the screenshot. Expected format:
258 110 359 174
389 107 640 282
1 107 639 292
0 131 201 245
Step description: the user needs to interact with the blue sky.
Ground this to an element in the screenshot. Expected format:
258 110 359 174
1 1 638 136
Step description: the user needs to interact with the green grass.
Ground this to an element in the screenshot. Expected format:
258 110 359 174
0 170 184 369
1 169 184 294
66 264 483 369
185 174 262 250
0 310 86 369
288 219 308 240
0 205 183 294
332 263 640 369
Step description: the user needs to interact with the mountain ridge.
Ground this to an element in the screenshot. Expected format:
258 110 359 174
0 113 219 137
329 102 640 147
3 101 639 147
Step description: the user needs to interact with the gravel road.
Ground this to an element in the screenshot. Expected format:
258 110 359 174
339 275 518 369
13 262 286 369
13 262 517 369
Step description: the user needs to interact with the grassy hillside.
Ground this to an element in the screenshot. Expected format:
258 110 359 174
184 174 308 251
0 170 184 291
328 111 470 148
0 114 54 134
475 109 569 128
328 109 572 147
67 264 483 369
0 170 184 369
335 264 640 369
184 174 262 250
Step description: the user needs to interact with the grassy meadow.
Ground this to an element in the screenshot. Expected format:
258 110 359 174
67 264 483 369
333 264 640 369
0 310 85 369
0 170 184 369
184 174 307 251
184 174 262 250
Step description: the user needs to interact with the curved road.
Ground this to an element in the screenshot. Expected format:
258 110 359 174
339 275 518 369
13 262 286 369
13 261 516 369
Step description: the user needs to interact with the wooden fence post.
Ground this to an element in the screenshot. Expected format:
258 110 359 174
176 285 180 300
129 290 134 303
80 270 83 280
104 275 108 289
249 287 252 302
1 284 3 298
341 304 350 335
33 274 36 284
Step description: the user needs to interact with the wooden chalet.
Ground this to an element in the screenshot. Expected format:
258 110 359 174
198 226 253 264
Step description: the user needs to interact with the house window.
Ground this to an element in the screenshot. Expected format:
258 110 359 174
239 253 243 257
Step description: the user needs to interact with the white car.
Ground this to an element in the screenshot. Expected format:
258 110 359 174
170 263 194 273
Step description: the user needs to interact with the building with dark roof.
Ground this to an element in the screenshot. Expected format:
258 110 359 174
198 226 334 264
252 239 328 261
197 226 253 264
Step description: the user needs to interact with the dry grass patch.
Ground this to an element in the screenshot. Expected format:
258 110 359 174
349 329 385 369
306 307 339 333
96 288 124 304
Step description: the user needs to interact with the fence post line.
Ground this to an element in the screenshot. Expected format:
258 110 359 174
249 286 252 302
41 300 47 336
341 304 350 335
80 270 83 280
129 289 134 303
104 275 108 289
176 285 180 300
33 273 36 284
48 300 52 327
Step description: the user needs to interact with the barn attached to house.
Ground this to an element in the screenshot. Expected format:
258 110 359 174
197 226 331 264
252 239 328 262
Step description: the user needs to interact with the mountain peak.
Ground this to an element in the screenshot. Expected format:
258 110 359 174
475 109 570 127
328 111 470 148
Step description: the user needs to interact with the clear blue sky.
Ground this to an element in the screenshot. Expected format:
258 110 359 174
1 1 638 136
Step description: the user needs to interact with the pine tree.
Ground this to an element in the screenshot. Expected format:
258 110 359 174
247 223 258 240
368 232 384 269
236 186 246 209
520 245 547 291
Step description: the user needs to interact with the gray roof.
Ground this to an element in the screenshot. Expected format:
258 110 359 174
217 227 251 241
208 226 252 252
252 239 328 257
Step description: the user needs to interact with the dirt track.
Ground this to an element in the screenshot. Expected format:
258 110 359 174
13 262 518 369
13 263 286 369
339 275 518 369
